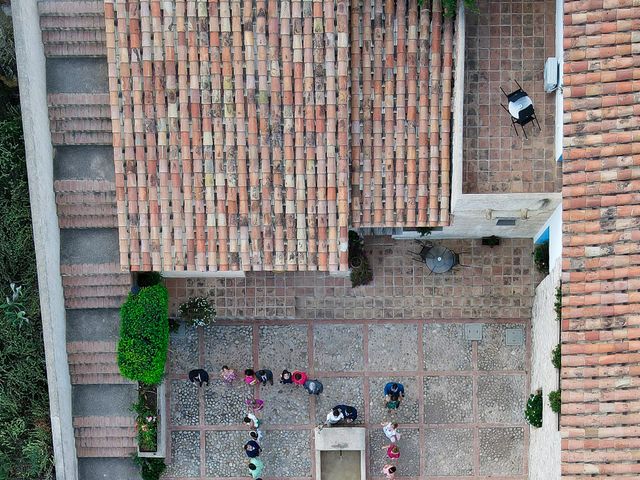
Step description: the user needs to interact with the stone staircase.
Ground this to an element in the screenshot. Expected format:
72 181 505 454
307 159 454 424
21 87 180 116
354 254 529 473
67 341 132 385
39 1 106 57
48 93 112 145
73 416 137 458
61 263 130 309
55 180 117 229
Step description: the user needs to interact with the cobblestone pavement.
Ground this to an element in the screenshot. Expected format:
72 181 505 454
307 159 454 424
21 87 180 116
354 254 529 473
163 238 534 479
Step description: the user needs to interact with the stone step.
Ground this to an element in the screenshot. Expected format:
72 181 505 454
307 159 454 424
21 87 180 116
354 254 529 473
76 447 136 458
71 372 132 385
39 1 106 57
62 273 129 288
64 285 130 300
66 296 126 310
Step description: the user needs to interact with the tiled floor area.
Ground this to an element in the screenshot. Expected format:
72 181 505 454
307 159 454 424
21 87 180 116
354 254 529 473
462 0 562 194
164 318 529 479
165 237 540 321
163 237 539 479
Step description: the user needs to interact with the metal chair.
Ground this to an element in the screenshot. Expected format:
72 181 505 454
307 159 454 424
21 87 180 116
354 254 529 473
500 80 541 139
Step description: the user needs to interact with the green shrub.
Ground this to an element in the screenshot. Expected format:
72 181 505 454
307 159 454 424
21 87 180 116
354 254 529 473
118 285 169 385
554 283 562 321
525 391 543 428
349 231 373 287
438 0 478 17
534 242 549 275
133 456 166 480
549 390 561 414
350 257 373 288
551 344 561 369
178 297 215 327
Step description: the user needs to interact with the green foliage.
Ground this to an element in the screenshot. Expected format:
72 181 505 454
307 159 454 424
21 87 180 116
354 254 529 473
349 231 373 287
178 296 216 327
548 389 561 414
554 283 562 321
118 285 169 385
0 11 19 112
551 343 561 370
416 227 432 237
137 271 163 288
533 242 549 275
133 455 166 480
0 110 54 479
132 394 158 452
525 392 543 428
439 0 479 18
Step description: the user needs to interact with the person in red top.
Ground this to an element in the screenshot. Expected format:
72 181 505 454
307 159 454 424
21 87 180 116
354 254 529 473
291 370 307 386
383 444 400 460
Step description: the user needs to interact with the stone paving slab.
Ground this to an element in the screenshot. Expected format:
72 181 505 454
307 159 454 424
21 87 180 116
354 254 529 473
425 427 474 476
169 380 200 426
424 323 472 371
204 324 253 373
424 376 473 424
313 323 364 371
169 325 199 374
258 382 311 425
314 377 365 425
479 427 525 476
204 380 249 425
205 430 251 477
477 323 526 371
367 323 419 371
259 430 312 477
477 374 526 424
368 377 420 425
368 427 420 477
258 325 309 373
165 430 201 478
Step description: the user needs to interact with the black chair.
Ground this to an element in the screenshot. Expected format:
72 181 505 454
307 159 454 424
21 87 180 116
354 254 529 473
500 80 541 139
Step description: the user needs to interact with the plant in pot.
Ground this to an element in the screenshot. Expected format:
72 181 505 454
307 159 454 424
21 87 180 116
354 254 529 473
133 386 158 453
548 389 561 414
178 297 216 327
524 390 543 428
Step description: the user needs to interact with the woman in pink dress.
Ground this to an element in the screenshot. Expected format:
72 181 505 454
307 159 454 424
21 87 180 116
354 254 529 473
220 365 237 385
244 368 258 386
383 444 400 460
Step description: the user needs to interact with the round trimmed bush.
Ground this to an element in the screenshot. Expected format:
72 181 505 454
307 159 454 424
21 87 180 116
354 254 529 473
117 284 169 385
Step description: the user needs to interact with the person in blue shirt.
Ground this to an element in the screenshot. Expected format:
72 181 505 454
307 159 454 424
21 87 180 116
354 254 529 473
243 440 261 458
384 382 405 398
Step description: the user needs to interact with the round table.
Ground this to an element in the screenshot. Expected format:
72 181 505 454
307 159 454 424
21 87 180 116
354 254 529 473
508 95 532 118
423 245 455 273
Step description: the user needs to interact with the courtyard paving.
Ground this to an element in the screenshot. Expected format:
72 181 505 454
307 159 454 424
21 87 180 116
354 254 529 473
163 238 535 479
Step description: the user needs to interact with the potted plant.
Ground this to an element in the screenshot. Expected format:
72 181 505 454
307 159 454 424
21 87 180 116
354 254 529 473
178 296 216 327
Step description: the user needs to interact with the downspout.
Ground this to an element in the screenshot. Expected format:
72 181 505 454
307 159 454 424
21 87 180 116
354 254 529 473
11 1 78 479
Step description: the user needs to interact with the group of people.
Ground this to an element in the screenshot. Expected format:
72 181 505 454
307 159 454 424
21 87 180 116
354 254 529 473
188 366 405 479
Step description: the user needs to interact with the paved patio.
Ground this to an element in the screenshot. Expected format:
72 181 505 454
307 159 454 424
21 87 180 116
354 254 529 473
462 0 562 194
163 238 536 479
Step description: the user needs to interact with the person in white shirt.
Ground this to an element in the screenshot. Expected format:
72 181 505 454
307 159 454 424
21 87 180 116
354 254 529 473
325 407 344 426
381 422 401 443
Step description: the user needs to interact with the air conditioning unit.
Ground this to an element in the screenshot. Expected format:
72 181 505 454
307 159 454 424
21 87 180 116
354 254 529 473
544 57 559 93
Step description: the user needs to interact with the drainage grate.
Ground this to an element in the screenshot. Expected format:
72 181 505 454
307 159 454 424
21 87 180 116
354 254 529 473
505 328 524 346
464 323 483 341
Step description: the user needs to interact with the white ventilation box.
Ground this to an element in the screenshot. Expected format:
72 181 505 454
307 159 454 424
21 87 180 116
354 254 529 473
544 57 559 92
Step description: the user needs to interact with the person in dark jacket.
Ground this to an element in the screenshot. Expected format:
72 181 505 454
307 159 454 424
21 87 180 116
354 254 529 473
243 440 262 458
188 369 209 387
280 369 293 384
303 379 323 395
255 369 274 386
336 404 358 423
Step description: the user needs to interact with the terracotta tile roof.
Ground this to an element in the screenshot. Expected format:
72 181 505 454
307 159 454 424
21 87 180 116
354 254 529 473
562 1 640 477
104 0 454 272
350 0 453 226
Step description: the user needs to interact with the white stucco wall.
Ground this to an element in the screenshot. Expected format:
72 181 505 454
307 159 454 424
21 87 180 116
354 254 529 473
528 259 561 480
535 203 562 267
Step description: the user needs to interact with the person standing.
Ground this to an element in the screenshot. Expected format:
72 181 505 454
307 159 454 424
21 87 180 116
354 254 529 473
255 369 274 386
303 379 323 395
188 369 209 387
382 464 397 479
220 365 237 385
336 404 358 423
384 382 405 399
244 369 258 386
382 422 401 443
245 397 264 412
325 407 344 426
291 370 307 386
243 440 262 458
280 369 293 384
243 412 261 429
249 429 264 443
383 444 400 460
248 457 264 479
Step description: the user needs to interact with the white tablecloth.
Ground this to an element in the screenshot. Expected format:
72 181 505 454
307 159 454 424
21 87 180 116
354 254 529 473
508 96 532 118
